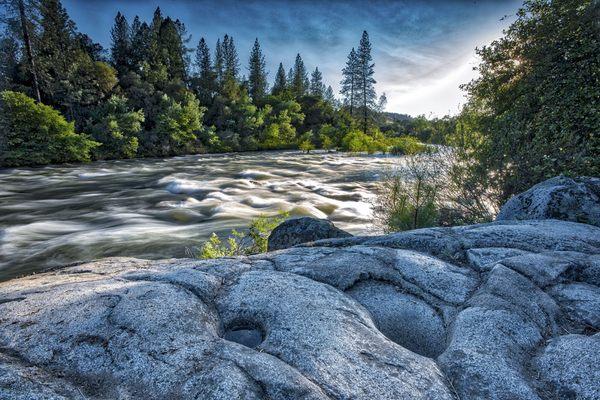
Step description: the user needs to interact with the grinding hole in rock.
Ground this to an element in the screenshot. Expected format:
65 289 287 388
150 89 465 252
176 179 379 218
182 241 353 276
223 323 264 349
347 280 447 358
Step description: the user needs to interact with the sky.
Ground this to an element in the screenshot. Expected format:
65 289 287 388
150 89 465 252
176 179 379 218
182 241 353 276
63 0 522 117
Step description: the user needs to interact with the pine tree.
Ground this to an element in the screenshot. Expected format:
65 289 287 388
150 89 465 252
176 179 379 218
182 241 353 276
222 34 239 81
129 16 149 68
110 12 130 76
340 47 358 116
193 37 216 105
324 85 336 105
37 0 78 104
0 33 19 91
356 30 376 134
271 62 287 95
291 53 308 98
10 0 41 101
214 38 224 83
247 38 267 101
287 67 294 86
157 17 188 81
376 92 387 112
309 67 324 97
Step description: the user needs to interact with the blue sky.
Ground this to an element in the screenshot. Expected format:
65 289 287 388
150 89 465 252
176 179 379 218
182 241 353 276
63 0 522 117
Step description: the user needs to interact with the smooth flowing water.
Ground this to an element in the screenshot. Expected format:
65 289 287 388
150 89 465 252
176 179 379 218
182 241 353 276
0 151 403 281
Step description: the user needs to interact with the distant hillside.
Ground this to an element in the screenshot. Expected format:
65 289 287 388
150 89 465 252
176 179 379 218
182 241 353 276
382 112 413 123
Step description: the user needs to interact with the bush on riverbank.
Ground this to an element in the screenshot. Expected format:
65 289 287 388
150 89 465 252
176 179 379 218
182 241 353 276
195 212 289 259
0 91 99 167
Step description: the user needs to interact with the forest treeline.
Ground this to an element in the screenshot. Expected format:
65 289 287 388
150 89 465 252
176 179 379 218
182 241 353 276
0 0 433 168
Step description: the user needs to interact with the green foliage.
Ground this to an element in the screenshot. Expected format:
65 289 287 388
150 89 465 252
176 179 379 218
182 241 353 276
298 131 316 153
247 211 289 254
199 231 246 259
454 0 600 204
340 129 390 153
373 154 442 232
151 91 204 156
198 211 289 259
0 91 99 167
387 136 428 155
86 95 144 159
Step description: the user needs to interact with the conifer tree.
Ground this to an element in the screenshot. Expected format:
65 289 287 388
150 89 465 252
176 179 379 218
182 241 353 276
193 37 216 104
110 12 130 76
157 17 188 81
37 0 78 104
340 47 358 116
309 67 324 97
214 38 224 83
291 53 308 98
247 38 267 101
271 62 287 95
324 85 336 105
222 34 239 81
356 30 376 134
6 0 42 101
129 16 150 68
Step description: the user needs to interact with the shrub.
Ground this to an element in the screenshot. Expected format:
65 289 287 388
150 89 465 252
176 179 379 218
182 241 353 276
196 211 289 259
388 136 428 155
373 154 442 232
86 95 144 160
0 91 99 167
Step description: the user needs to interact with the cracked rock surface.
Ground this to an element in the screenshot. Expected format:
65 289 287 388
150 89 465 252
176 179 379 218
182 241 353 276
1 219 599 399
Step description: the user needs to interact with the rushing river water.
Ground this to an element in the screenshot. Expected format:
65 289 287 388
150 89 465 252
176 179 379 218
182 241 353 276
0 151 405 281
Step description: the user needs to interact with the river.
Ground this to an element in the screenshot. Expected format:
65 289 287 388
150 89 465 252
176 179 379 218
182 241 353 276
0 151 406 281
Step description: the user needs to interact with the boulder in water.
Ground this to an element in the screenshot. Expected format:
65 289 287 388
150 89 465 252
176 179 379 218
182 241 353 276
267 216 352 251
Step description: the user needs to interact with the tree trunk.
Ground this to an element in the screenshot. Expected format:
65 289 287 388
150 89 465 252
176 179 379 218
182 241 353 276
349 76 354 117
362 76 367 134
18 0 41 102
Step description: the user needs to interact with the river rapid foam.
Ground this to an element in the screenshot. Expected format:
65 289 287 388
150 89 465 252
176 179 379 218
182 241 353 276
0 151 405 281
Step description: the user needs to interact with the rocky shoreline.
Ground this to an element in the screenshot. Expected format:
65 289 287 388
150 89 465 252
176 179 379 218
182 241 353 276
1 177 599 399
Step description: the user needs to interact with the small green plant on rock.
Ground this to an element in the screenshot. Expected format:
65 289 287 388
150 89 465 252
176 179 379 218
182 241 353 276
196 211 289 259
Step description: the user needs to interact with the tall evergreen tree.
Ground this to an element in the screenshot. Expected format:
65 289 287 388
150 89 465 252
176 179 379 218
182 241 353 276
291 53 308 98
129 16 149 68
324 85 336 105
287 67 294 86
37 0 78 105
340 47 358 116
271 62 287 95
356 30 376 134
13 0 41 101
157 17 188 81
222 34 239 81
247 38 267 101
309 67 324 97
214 38 224 83
110 12 130 75
193 37 216 105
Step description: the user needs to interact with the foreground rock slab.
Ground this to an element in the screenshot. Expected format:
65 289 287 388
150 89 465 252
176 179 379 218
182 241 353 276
1 220 600 399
